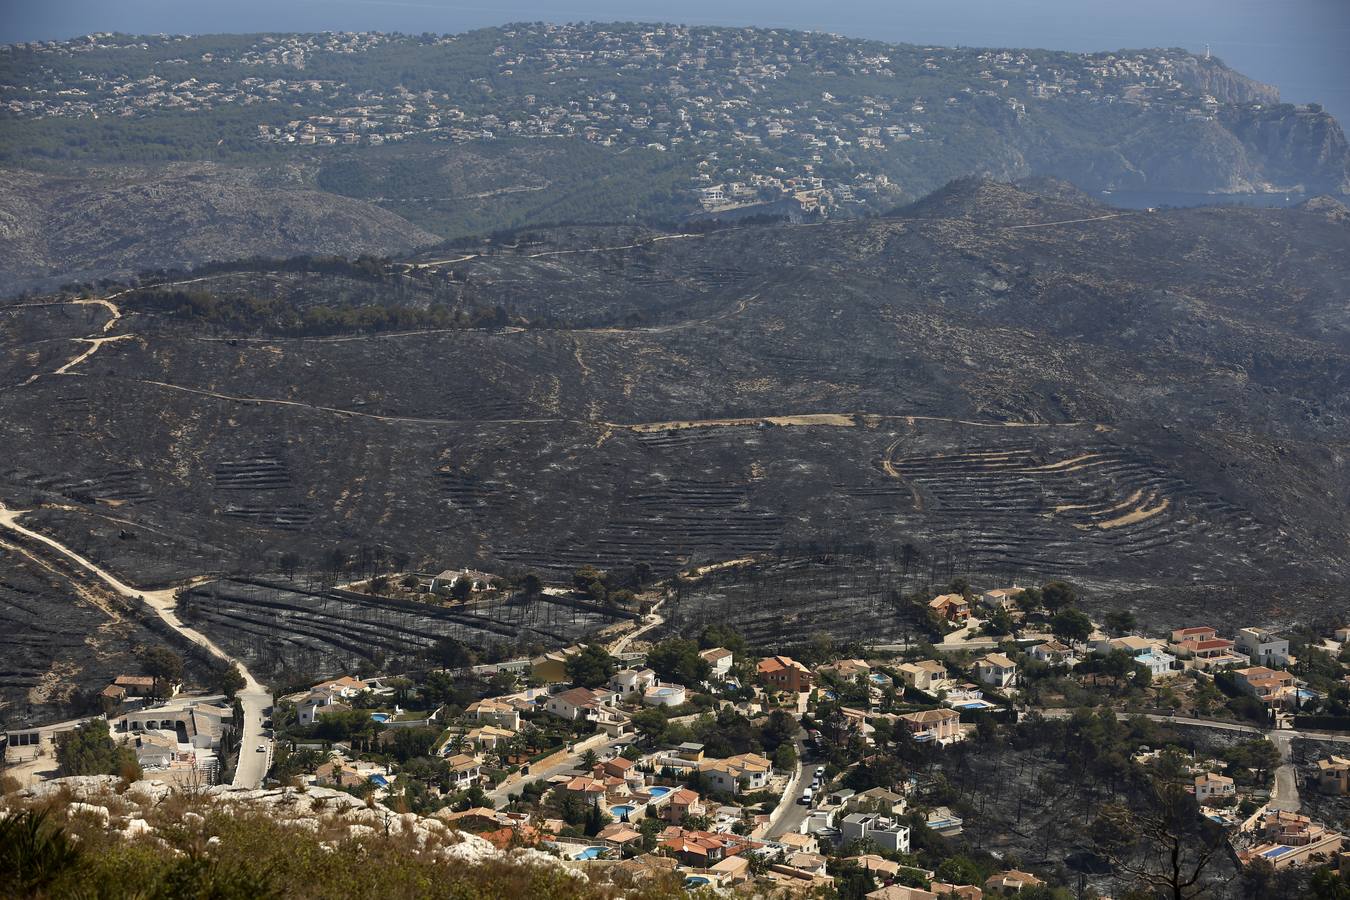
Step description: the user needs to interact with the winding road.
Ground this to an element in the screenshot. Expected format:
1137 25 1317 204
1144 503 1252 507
0 503 272 788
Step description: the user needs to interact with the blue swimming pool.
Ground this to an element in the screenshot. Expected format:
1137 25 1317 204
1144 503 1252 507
648 786 672 799
1261 846 1293 859
610 805 635 818
369 713 390 723
576 846 606 860
685 875 711 887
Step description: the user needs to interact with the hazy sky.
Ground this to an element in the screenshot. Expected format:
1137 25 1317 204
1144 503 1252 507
5 0 1349 124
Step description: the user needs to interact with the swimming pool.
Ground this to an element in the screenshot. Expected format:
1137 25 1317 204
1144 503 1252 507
684 875 712 887
369 713 391 723
647 786 672 799
575 847 606 860
1261 846 1293 859
610 804 636 818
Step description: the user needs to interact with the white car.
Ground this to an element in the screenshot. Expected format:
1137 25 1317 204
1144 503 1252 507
256 744 266 753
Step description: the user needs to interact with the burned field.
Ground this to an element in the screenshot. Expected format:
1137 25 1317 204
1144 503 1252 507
1 180 1347 644
175 578 633 681
0 536 214 727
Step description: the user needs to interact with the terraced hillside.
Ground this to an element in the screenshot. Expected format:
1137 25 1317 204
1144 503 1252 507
0 179 1347 638
177 579 633 680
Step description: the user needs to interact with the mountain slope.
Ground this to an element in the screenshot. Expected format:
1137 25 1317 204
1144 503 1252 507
1 180 1346 615
0 162 439 295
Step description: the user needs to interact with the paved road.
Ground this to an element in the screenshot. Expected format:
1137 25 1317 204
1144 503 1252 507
766 733 812 839
0 503 272 788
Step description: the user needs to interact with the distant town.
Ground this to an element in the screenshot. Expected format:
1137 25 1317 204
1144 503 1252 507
1 24 1305 217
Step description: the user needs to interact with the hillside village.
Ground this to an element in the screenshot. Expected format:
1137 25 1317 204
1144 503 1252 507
0 24 1313 216
6 566 1350 898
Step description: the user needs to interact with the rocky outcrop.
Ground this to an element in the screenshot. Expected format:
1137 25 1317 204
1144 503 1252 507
1220 106 1350 194
12 776 581 876
1171 55 1281 105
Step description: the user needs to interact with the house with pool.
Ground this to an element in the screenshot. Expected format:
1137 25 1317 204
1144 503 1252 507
642 682 688 707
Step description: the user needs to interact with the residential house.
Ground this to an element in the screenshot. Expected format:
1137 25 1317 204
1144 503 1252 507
560 775 611 807
820 659 871 681
310 675 371 696
1238 811 1344 870
596 821 643 848
786 852 829 877
1029 640 1078 667
848 787 907 816
1195 772 1236 804
594 756 641 787
132 732 178 769
849 855 907 879
314 760 368 789
429 568 493 595
925 806 964 837
1236 628 1291 667
928 593 970 623
113 698 232 752
896 708 963 745
839 813 910 852
778 831 819 855
675 742 706 762
709 854 753 884
464 725 516 750
657 827 759 867
1233 667 1296 706
700 648 734 680
1334 626 1350 644
545 687 616 721
531 649 578 684
985 870 1045 892
1316 756 1349 795
980 586 1025 612
1170 626 1218 644
297 689 352 726
703 752 772 794
1095 635 1156 656
609 667 658 698
1168 630 1243 669
869 886 982 900
757 655 812 693
591 705 633 737
111 674 173 699
465 698 522 731
665 788 706 824
974 653 1017 689
1135 648 1178 679
446 753 484 787
896 660 950 693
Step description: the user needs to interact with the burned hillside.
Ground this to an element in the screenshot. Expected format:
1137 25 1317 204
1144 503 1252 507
1 180 1347 624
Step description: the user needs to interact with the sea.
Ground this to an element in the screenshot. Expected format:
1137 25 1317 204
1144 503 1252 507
1100 191 1314 210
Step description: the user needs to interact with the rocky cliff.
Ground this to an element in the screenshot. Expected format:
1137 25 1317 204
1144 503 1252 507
1171 55 1281 105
